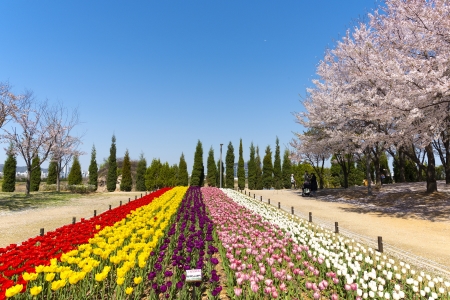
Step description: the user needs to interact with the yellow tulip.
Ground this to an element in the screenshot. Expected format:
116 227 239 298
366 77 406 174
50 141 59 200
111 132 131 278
29 285 43 296
45 273 56 282
117 277 125 285
5 284 23 298
134 276 142 284
22 272 38 281
125 287 133 295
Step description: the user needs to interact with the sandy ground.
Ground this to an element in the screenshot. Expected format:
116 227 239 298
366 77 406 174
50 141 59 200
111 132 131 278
246 181 450 276
0 191 146 248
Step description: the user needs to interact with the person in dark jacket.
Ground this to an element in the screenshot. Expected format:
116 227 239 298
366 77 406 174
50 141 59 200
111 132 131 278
310 174 318 196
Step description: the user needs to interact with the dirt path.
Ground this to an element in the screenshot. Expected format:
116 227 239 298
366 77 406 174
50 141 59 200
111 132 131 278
246 182 450 276
0 192 145 248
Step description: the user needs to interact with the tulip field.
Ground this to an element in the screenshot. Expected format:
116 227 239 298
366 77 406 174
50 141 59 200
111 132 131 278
0 187 449 299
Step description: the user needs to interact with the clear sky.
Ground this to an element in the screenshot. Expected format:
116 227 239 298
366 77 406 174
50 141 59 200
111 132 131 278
0 0 379 172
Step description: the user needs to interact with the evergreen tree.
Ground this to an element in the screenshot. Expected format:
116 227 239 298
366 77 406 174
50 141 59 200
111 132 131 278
255 146 263 189
237 139 245 190
170 164 179 186
216 159 224 187
247 142 256 190
2 144 16 192
135 153 147 191
190 140 204 186
145 158 162 190
225 142 235 188
68 156 82 185
120 149 132 191
206 147 217 187
30 155 41 191
281 149 292 189
273 137 282 189
106 135 118 192
178 153 189 186
47 159 57 185
329 156 342 188
88 145 98 189
159 162 171 187
262 145 273 189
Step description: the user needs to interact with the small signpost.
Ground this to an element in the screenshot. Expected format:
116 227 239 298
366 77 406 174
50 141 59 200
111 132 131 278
186 269 202 282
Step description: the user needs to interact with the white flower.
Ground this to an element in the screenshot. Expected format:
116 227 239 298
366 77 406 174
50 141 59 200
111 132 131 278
384 292 391 299
420 290 426 296
428 281 435 288
425 286 431 293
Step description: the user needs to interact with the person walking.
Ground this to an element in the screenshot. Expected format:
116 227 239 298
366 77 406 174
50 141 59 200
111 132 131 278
310 174 318 196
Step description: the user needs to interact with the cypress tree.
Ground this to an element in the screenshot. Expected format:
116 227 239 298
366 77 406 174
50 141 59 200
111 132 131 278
247 142 256 190
135 153 147 191
190 140 204 186
120 149 132 191
88 145 98 189
30 155 41 191
237 139 245 190
216 159 224 187
262 145 273 189
225 142 235 188
145 159 162 190
159 162 170 187
178 153 189 186
255 146 263 189
2 144 16 192
107 135 118 192
47 159 57 185
273 137 282 189
281 149 292 189
170 164 179 187
206 147 217 187
68 156 82 185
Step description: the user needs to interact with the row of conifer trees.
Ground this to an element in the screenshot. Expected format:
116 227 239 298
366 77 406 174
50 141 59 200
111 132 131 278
1 135 292 192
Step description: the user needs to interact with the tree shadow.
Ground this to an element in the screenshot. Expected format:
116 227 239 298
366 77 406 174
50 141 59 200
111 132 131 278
297 183 450 222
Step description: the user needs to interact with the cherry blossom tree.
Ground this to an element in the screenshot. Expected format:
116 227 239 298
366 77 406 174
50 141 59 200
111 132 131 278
0 82 26 128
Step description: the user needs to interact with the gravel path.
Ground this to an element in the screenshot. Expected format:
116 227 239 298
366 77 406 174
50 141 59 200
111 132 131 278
0 192 145 248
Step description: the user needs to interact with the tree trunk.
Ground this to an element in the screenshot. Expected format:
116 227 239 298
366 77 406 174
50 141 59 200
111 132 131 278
26 166 32 195
56 161 61 192
399 148 406 183
372 154 381 187
425 143 438 193
366 148 372 196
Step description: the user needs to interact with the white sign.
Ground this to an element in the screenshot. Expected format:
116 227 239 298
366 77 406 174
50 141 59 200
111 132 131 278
186 269 202 282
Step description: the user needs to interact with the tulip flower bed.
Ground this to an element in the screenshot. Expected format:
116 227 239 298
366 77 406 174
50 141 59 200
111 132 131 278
202 187 450 300
1 187 187 299
144 186 222 299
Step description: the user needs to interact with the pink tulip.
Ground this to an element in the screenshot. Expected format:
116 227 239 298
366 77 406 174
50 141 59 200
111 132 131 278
250 282 259 292
264 287 272 294
280 282 287 291
265 279 273 286
351 283 358 291
306 282 313 289
313 291 321 299
331 293 339 300
344 284 351 291
272 291 279 298
234 287 242 296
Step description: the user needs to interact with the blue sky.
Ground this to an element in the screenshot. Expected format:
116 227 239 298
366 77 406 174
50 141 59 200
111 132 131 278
0 0 379 172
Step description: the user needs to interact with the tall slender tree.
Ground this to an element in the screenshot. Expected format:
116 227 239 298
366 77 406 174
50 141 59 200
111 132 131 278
120 149 132 191
190 140 204 186
68 156 82 185
273 137 282 189
237 139 245 190
206 147 217 187
225 142 235 188
281 149 292 189
106 135 117 192
145 158 162 190
247 142 256 190
170 164 179 187
30 155 41 191
262 145 273 189
2 144 16 192
255 146 263 189
88 145 98 189
178 153 189 186
135 153 147 191
47 159 57 185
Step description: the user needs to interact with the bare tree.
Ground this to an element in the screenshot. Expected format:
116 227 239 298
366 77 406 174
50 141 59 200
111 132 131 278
49 103 84 192
1 94 58 194
0 82 26 128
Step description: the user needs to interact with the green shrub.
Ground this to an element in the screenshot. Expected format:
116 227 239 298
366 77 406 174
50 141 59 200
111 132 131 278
67 184 96 194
